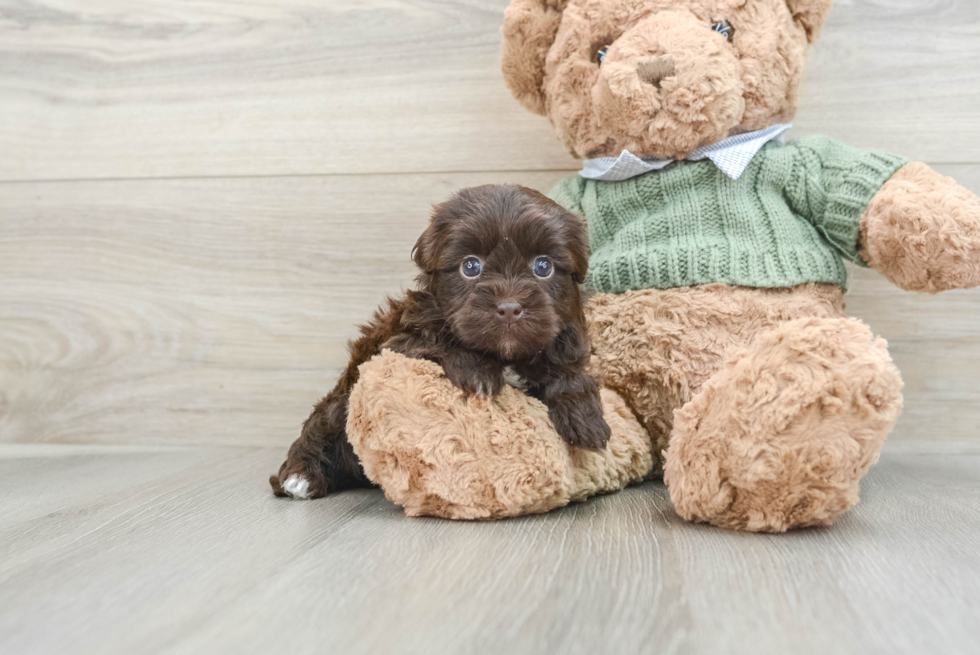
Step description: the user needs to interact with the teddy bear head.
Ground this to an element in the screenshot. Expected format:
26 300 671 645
502 0 833 160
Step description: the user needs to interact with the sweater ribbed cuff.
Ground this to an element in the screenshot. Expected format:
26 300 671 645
818 150 910 266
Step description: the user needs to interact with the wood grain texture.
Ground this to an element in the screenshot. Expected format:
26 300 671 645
2 168 979 446
0 171 561 446
0 0 978 181
0 444 978 655
1 2 977 652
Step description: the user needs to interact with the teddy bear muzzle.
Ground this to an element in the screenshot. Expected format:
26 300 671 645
591 9 746 159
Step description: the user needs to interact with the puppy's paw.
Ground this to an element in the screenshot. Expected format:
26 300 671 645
282 474 312 499
548 395 612 451
270 462 328 500
443 358 505 397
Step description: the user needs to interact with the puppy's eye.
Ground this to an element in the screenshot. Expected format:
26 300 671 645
460 256 483 278
532 256 554 279
712 20 734 41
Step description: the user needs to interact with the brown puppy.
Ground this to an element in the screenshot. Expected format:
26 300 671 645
270 184 611 500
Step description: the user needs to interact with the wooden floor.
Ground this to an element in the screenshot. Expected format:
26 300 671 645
2 1 979 653
2 442 979 655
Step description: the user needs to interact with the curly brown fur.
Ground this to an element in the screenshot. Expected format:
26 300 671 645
271 185 610 499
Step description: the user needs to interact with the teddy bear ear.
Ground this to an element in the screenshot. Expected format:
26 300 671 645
785 0 834 43
501 0 568 116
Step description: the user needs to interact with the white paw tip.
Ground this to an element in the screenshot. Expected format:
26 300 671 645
283 474 311 499
503 366 528 391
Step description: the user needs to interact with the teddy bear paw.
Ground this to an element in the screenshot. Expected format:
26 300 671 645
862 162 980 293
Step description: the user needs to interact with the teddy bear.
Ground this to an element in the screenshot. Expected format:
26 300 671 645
343 0 980 531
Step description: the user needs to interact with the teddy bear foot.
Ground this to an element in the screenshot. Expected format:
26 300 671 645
663 317 904 533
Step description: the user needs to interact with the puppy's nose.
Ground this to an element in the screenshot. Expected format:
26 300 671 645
637 55 675 88
496 301 524 326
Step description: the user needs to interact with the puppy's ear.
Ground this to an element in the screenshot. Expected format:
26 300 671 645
786 0 834 43
562 211 590 284
412 222 441 273
501 0 568 116
413 200 455 273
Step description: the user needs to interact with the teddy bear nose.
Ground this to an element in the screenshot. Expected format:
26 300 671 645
637 55 676 88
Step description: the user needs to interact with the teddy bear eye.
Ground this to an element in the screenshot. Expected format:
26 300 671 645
596 46 609 65
712 20 734 41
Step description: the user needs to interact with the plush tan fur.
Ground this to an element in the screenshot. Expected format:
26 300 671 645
502 0 569 115
860 162 980 294
664 316 902 532
347 351 652 520
586 283 848 474
503 0 813 159
785 0 834 41
493 0 977 531
347 284 905 528
341 0 980 531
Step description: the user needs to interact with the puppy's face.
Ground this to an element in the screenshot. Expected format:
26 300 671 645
413 185 589 361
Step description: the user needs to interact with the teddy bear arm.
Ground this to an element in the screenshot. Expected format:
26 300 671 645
860 162 980 293
781 136 910 267
346 351 653 519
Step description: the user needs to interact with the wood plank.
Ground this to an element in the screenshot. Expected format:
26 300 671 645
0 171 567 447
796 0 980 161
0 0 977 181
2 167 979 446
0 445 978 655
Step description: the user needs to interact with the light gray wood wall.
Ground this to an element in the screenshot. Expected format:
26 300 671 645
1 0 978 447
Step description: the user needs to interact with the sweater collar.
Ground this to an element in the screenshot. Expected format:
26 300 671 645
579 123 792 182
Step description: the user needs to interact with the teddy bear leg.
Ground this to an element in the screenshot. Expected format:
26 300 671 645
663 317 903 532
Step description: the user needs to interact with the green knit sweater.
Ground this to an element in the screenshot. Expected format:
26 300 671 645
548 135 908 293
